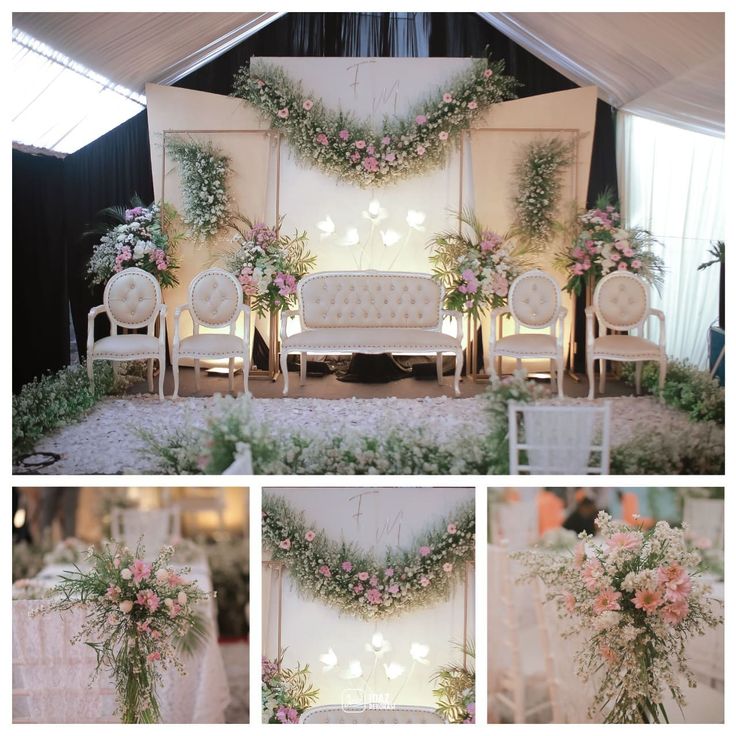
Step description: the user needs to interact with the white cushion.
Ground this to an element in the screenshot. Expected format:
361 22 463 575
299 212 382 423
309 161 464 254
593 334 661 358
595 272 648 330
494 333 558 356
282 327 460 352
92 334 160 358
298 272 442 329
177 333 245 357
189 270 242 328
510 270 560 327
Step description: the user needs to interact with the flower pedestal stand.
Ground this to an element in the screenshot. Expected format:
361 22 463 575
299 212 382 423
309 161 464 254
249 309 281 382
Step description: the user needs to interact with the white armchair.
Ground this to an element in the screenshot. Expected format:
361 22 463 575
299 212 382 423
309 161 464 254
172 268 251 398
585 271 666 399
490 269 567 397
87 267 166 399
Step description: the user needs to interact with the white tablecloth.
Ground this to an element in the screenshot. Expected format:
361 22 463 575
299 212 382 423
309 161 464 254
13 557 229 723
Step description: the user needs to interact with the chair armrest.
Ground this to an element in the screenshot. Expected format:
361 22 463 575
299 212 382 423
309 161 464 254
158 304 167 345
442 309 464 343
87 305 106 351
173 304 190 348
490 306 511 319
648 308 666 347
280 309 300 342
556 306 568 347
488 306 509 348
585 305 596 346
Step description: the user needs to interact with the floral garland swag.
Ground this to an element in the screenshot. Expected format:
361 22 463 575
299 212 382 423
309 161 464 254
232 58 518 187
33 542 209 723
262 495 475 620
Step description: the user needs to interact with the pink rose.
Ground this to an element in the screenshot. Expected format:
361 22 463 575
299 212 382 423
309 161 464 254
388 584 400 595
355 140 366 149
353 583 364 594
362 156 379 172
350 151 361 163
365 588 383 604
618 262 628 270
315 133 328 146
384 567 394 577
276 107 289 119
302 99 313 111
631 259 642 269
415 114 427 125
384 152 396 162
416 145 426 156
341 561 353 572
366 145 375 155
419 576 430 587
339 129 349 141
442 92 453 103
442 563 453 573
381 135 391 145
357 571 369 581
130 559 151 584
369 575 378 587
484 68 493 78
304 530 316 542
318 565 331 577
438 131 449 141
147 651 161 662
279 539 291 550
447 524 457 534
468 100 478 110
419 546 431 557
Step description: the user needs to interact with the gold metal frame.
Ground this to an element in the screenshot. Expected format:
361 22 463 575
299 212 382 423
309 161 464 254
160 128 283 380
464 126 582 382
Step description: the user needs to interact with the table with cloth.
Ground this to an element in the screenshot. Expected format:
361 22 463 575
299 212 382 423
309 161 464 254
12 551 229 723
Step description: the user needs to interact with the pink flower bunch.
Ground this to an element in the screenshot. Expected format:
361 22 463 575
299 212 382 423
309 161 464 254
488 271 509 297
276 706 299 724
318 565 331 577
130 559 151 584
457 269 479 295
362 156 379 172
114 245 132 272
341 560 353 572
365 588 382 604
124 206 145 222
245 223 277 247
136 589 161 613
262 657 279 681
315 132 328 146
479 231 503 252
274 272 297 296
238 266 259 297
152 248 168 271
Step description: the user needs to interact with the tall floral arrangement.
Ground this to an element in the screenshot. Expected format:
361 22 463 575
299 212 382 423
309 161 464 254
557 193 664 295
224 215 315 316
262 655 319 724
32 542 209 723
262 495 475 620
511 137 573 246
232 59 518 187
516 511 723 723
166 137 231 241
87 199 180 288
428 210 527 317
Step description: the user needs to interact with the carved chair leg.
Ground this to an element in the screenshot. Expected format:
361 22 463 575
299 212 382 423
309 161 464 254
194 359 200 392
587 353 595 399
599 359 606 394
173 355 180 399
87 356 95 393
158 355 165 400
300 352 307 386
635 362 643 395
658 355 667 399
242 353 250 395
228 358 235 393
147 358 154 393
281 351 290 395
436 352 443 386
556 356 565 398
453 349 463 396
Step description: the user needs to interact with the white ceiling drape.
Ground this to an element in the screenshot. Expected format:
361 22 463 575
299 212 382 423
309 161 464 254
480 12 724 137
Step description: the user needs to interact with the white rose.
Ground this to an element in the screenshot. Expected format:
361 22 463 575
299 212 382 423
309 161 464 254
133 244 145 260
177 591 188 605
155 568 169 582
119 600 133 614
120 568 132 580
164 598 173 608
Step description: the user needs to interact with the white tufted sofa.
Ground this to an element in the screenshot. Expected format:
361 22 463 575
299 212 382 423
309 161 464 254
279 271 464 395
489 269 567 396
172 268 251 397
298 704 445 724
87 267 167 398
586 270 666 398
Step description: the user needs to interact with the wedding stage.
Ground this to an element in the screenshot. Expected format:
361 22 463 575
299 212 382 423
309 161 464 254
14 389 724 475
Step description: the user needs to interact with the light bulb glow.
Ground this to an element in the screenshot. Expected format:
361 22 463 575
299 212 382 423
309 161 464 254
343 660 363 679
381 229 401 248
316 215 335 238
365 631 391 656
340 227 360 247
362 199 387 223
406 210 426 231
383 661 405 680
319 647 338 671
409 642 430 664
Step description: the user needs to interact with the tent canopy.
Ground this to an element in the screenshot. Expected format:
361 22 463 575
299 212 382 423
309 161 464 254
11 11 724 153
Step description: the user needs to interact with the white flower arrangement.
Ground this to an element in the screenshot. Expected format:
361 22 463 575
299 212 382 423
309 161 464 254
262 494 475 620
232 58 518 187
166 137 231 241
515 511 723 723
512 137 573 245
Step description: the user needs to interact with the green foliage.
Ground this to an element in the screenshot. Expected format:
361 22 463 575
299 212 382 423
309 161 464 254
432 640 476 724
619 359 724 423
698 240 724 271
262 654 319 723
12 361 145 462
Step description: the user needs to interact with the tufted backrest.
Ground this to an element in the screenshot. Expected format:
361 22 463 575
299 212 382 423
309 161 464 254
188 269 243 328
103 268 161 329
299 705 445 724
298 272 442 329
509 269 561 328
594 271 649 331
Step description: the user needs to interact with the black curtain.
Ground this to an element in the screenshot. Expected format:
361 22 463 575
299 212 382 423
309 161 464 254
12 149 68 391
13 12 619 384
